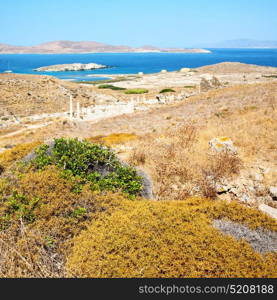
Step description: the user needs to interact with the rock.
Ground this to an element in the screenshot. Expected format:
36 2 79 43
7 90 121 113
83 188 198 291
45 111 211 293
254 173 263 181
259 204 277 220
34 63 108 72
217 193 232 202
257 196 273 205
179 67 191 73
4 144 15 149
136 169 153 199
209 137 237 153
213 219 277 254
240 194 251 203
269 187 277 200
171 184 179 191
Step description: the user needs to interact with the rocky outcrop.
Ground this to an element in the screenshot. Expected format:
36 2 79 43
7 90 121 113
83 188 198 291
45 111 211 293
207 138 276 212
209 137 237 153
34 63 108 72
213 219 277 253
269 187 277 200
179 67 191 73
213 164 277 211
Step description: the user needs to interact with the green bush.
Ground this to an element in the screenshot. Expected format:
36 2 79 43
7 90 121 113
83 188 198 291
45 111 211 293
31 138 143 197
159 88 176 93
124 88 149 94
5 191 40 224
98 84 126 91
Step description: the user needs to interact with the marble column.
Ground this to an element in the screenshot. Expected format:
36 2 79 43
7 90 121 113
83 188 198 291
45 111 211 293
69 95 73 119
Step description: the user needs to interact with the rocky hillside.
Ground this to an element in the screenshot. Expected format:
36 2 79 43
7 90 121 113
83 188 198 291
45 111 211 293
0 73 119 119
0 62 276 278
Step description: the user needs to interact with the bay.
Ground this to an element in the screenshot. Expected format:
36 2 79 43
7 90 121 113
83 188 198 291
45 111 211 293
0 48 277 82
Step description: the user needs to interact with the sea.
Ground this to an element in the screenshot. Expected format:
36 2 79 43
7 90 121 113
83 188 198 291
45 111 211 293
0 48 277 82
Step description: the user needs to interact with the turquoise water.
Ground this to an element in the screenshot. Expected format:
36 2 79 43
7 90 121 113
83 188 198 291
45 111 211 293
0 49 277 82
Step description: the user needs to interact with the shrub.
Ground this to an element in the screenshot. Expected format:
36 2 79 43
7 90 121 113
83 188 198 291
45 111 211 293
207 152 242 180
87 133 138 146
66 198 277 278
128 149 146 166
0 164 4 175
0 164 130 277
159 88 176 93
31 138 143 197
124 89 148 94
5 191 40 224
0 141 41 171
98 84 126 91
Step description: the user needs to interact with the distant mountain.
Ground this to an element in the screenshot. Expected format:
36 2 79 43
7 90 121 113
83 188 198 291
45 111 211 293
0 40 210 54
197 39 277 48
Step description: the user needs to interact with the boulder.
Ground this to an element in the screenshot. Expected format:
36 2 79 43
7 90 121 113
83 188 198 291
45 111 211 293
269 187 277 200
209 137 237 153
259 204 277 220
179 67 191 73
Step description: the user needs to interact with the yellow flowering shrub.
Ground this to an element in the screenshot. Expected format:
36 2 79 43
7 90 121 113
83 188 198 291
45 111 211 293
0 141 41 170
87 133 138 146
0 165 129 277
66 198 277 278
0 138 276 278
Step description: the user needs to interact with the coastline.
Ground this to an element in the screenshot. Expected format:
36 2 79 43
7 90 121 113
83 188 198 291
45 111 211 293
0 50 212 54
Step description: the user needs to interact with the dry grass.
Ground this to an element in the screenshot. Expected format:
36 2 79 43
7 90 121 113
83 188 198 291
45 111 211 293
0 79 276 278
128 124 243 200
125 83 277 199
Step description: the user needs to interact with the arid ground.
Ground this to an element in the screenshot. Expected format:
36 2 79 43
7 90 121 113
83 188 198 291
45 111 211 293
0 62 276 277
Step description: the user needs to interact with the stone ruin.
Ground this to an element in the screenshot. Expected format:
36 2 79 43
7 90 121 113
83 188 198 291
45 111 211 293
66 92 188 121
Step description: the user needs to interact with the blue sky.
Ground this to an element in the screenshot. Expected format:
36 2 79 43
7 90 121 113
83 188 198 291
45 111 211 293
0 0 276 47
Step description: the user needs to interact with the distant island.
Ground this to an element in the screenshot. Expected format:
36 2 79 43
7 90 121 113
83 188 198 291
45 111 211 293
34 63 108 72
196 39 277 48
0 40 211 54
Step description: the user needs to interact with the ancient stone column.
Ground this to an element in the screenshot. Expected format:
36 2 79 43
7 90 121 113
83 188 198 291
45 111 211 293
69 95 73 119
77 102 80 119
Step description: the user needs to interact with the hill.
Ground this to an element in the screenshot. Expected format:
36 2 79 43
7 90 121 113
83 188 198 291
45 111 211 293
0 40 210 54
0 62 276 278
